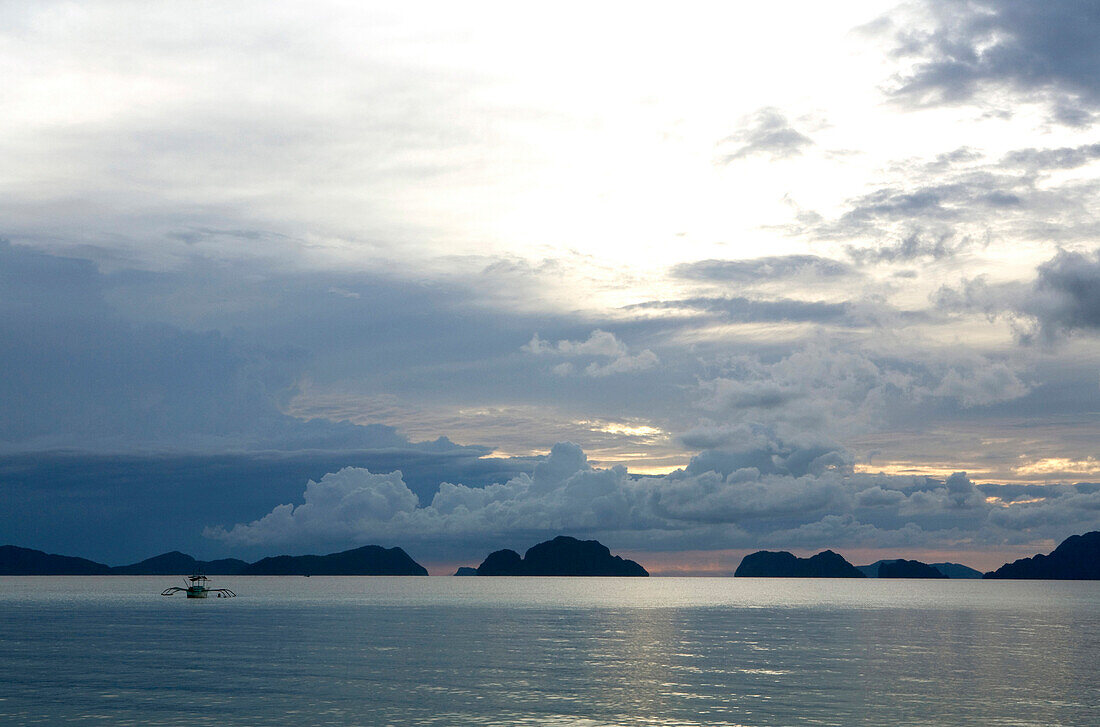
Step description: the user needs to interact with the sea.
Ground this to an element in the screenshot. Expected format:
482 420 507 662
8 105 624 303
1 576 1097 726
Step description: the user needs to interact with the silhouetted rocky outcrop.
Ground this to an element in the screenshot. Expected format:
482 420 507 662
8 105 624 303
111 551 248 575
878 559 947 578
239 545 428 576
0 545 111 575
475 536 648 576
453 566 478 576
985 531 1100 579
734 550 865 577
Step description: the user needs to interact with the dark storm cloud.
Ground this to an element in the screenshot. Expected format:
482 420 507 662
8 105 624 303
0 240 497 455
0 241 702 457
886 0 1100 123
672 255 855 283
715 107 814 163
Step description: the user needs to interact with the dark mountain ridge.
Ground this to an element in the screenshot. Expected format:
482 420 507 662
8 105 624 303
0 544 426 576
0 545 112 575
110 551 248 575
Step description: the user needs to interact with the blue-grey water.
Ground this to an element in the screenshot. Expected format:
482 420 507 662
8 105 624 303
2 577 1098 726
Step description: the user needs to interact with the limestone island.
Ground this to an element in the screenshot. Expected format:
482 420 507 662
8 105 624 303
474 536 648 576
734 549 865 577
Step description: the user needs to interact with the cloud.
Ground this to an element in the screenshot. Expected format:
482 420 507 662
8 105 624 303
935 248 1100 343
1001 143 1100 171
932 363 1030 408
0 448 532 564
206 468 420 546
1028 248 1100 338
672 255 855 283
585 350 660 378
885 0 1100 123
691 344 1030 442
715 107 814 162
524 329 627 358
207 438 1098 555
625 296 852 325
792 140 1100 262
831 174 1023 245
0 240 496 456
523 330 658 377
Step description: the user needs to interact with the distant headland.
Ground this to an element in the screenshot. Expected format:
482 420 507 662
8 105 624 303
983 531 1100 579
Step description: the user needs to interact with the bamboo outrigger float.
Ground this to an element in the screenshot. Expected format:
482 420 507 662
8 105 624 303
161 574 236 599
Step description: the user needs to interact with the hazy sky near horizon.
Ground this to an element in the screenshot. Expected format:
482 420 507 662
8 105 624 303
2 0 1099 565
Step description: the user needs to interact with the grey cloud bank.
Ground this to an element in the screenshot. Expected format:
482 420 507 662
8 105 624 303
206 439 1100 563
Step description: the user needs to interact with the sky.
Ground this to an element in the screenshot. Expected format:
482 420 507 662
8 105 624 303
2 0 1099 574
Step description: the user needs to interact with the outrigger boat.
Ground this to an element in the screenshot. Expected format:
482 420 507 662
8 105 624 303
161 574 236 599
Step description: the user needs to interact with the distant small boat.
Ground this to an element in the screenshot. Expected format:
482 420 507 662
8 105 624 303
161 574 236 599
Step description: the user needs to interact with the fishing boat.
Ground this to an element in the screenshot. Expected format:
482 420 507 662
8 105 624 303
161 574 236 599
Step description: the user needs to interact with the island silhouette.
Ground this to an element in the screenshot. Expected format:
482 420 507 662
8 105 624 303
734 549 865 577
4 530 1099 578
474 536 649 576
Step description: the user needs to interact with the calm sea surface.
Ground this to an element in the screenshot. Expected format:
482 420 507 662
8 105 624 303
1 576 1097 726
